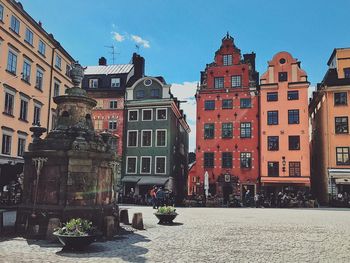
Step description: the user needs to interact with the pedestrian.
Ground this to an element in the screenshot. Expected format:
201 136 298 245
156 187 165 207
150 186 158 209
254 193 260 208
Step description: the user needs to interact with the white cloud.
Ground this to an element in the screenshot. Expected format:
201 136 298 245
171 82 198 152
131 34 150 48
112 32 125 42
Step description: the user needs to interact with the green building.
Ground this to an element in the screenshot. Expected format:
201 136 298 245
122 77 190 203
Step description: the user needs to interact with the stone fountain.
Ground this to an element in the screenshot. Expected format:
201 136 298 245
16 62 119 239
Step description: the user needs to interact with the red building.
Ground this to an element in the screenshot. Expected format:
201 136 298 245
190 33 259 202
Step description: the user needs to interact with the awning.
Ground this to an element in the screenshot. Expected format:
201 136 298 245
137 176 169 186
335 178 350 185
121 176 141 183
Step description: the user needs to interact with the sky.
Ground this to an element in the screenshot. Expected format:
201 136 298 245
21 0 350 151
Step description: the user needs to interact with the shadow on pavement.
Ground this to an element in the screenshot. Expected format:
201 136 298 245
157 222 183 226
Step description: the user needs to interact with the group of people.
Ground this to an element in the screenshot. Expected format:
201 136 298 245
254 191 315 208
150 186 174 209
333 192 350 207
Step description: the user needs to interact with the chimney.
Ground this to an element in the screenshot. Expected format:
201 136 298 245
99 57 107 66
132 53 145 79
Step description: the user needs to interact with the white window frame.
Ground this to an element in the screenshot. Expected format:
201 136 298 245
156 129 167 147
156 108 167 121
128 110 138 122
1 129 13 155
142 109 153 121
7 49 18 74
19 95 29 121
25 28 34 45
155 156 166 175
111 78 120 88
53 81 60 97
22 58 31 83
10 15 20 34
109 100 117 109
55 54 62 69
89 79 98 88
126 156 137 174
0 4 4 21
33 103 42 125
17 134 27 157
35 67 44 90
108 120 117 130
38 40 46 56
140 156 152 174
127 130 138 147
141 130 152 147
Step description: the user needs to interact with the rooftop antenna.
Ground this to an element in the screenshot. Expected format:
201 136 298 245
104 45 119 64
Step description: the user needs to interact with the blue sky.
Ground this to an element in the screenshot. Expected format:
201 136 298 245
21 0 350 151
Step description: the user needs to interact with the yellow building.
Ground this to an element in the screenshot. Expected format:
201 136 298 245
310 48 350 204
0 0 74 171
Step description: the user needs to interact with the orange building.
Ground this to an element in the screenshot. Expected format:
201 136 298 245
310 48 350 204
259 52 310 194
0 0 74 181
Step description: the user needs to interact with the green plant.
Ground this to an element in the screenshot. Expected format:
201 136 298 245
54 218 93 236
156 206 177 215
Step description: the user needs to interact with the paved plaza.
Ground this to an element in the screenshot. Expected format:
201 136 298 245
0 206 350 262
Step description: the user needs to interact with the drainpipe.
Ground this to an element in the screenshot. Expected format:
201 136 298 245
46 47 56 133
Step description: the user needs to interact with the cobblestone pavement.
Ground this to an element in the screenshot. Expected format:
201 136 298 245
1 207 350 263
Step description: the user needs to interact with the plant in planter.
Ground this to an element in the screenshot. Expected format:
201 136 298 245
53 218 98 250
154 206 178 224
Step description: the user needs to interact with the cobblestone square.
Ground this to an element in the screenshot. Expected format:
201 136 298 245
1 207 350 263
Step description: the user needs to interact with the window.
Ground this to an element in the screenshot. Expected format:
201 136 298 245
17 138 26 157
108 120 117 130
156 130 166 147
111 78 120 88
10 16 20 34
336 147 350 165
214 77 224 89
288 91 299 100
55 55 62 69
204 100 215 110
268 136 279 151
128 110 138 121
136 90 145 99
222 152 232 168
140 157 151 174
240 98 251 108
151 89 160 98
35 68 44 90
288 109 299 124
268 162 279 177
127 131 138 147
288 136 300 150
222 99 232 109
89 79 98 88
126 157 137 174
278 72 288 82
141 130 152 147
335 117 349 134
53 82 60 97
240 122 251 138
204 123 214 139
231 75 242 88
142 109 152 121
0 4 3 21
156 108 167 120
38 40 46 56
334 92 347 105
267 111 278 125
109 100 117 109
267 92 278 101
65 65 71 77
222 123 233 138
155 157 166 174
204 152 214 168
25 28 34 45
4 92 14 115
223 54 232 66
33 105 41 125
2 134 12 155
19 99 28 121
344 68 350 79
289 162 301 177
240 152 252 168
22 60 31 83
7 50 17 74
94 119 103 130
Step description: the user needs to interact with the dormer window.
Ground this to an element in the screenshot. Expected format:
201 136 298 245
223 55 232 66
151 89 160 98
344 68 350 79
111 78 120 88
136 90 145 99
89 79 98 88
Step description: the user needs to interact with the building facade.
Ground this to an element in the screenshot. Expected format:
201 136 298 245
82 53 144 156
122 76 190 203
310 48 350 204
260 52 310 194
0 0 74 185
193 33 259 202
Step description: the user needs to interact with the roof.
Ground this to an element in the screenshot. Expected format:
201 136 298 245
84 64 134 75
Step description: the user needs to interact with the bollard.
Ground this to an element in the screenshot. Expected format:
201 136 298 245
132 213 144 230
104 216 115 239
46 218 61 241
119 209 129 225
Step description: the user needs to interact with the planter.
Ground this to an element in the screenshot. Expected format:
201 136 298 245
154 213 178 224
53 232 97 250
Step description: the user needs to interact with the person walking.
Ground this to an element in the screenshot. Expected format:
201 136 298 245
150 186 158 209
156 187 165 207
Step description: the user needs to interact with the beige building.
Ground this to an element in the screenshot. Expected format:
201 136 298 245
0 0 74 170
310 48 350 204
